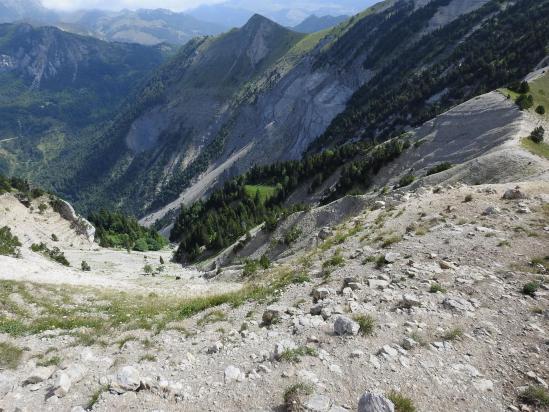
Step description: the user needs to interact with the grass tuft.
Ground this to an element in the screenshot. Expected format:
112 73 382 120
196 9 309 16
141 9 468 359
387 391 417 412
519 385 549 407
354 314 375 336
0 341 23 369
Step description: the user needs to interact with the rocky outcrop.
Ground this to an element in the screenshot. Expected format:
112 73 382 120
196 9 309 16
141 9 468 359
52 199 95 242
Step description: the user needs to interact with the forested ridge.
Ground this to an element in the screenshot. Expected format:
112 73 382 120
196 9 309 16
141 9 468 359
170 138 410 262
313 0 549 150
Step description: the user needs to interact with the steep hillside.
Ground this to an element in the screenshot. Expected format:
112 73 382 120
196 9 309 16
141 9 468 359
293 15 350 33
1 163 548 411
168 68 549 266
57 8 227 46
0 23 169 181
64 0 547 226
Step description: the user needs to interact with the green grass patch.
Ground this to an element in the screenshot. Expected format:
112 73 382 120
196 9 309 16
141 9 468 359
381 234 402 248
244 185 277 203
322 251 345 269
426 162 453 176
0 266 305 341
522 281 540 297
354 314 375 336
284 382 314 411
37 355 62 367
521 137 549 159
387 391 417 412
443 327 464 341
279 346 317 363
429 283 447 294
519 385 549 408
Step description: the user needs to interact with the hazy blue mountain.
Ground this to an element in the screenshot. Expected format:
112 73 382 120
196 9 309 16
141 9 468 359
58 8 227 45
293 14 349 33
188 0 377 27
0 0 56 23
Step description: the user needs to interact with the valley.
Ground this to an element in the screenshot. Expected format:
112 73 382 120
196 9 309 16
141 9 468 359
0 0 548 411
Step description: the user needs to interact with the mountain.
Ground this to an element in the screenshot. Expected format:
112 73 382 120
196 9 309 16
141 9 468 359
54 0 547 224
188 0 378 27
0 0 56 23
1 70 548 412
293 14 349 33
0 23 169 177
57 8 227 46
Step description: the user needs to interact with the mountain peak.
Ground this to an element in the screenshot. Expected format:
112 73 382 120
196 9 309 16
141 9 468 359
242 13 279 31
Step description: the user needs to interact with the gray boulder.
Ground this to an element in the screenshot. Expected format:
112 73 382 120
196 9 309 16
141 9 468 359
358 392 395 412
334 316 360 336
502 187 526 200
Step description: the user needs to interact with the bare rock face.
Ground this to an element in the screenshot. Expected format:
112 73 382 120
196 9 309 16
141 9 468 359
52 198 96 242
358 393 395 412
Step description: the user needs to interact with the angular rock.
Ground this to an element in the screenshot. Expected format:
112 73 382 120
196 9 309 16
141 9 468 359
384 253 400 264
333 316 360 336
369 279 390 290
53 373 71 398
318 227 333 240
473 379 494 392
207 341 223 354
439 260 457 270
224 365 244 383
400 293 421 308
313 288 330 303
502 187 526 200
305 394 332 412
402 337 418 350
443 297 474 312
378 345 398 358
110 366 141 393
482 206 500 216
372 201 386 210
65 364 87 384
262 306 283 325
274 339 298 360
358 392 395 412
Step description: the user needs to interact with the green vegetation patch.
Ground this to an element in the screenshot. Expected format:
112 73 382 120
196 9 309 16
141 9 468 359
387 391 417 412
521 137 549 160
88 210 167 252
426 162 453 176
31 243 70 266
0 226 21 257
519 385 549 408
244 185 277 202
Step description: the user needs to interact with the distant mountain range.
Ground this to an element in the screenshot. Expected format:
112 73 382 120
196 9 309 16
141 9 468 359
0 0 369 46
292 14 349 33
187 0 376 27
56 8 227 46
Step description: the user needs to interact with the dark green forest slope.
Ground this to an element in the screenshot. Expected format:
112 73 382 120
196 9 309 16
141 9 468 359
0 23 169 182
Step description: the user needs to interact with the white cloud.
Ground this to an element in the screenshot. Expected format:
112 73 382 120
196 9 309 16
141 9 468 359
42 0 225 12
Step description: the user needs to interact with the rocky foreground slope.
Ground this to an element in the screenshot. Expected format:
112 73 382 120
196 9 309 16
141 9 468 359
0 177 548 411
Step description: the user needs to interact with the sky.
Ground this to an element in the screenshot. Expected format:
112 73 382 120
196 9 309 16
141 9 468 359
42 0 225 12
